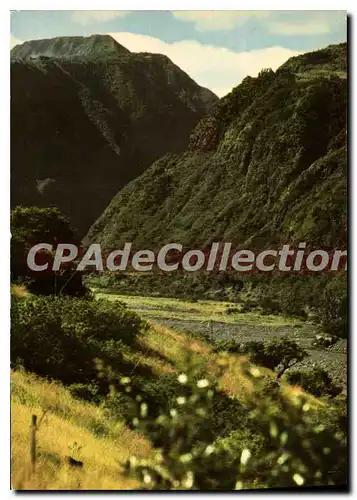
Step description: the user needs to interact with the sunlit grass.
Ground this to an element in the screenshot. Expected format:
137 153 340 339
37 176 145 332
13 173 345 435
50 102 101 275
11 284 30 298
11 300 321 490
11 371 151 490
94 291 303 327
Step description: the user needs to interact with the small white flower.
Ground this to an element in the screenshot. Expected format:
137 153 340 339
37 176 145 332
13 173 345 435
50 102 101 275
249 367 261 378
293 473 305 486
270 422 278 438
170 408 178 417
140 403 148 418
235 481 244 490
197 379 209 388
180 453 192 463
277 453 289 465
143 474 152 484
205 445 215 456
178 374 188 384
240 448 251 465
177 396 186 405
183 471 194 489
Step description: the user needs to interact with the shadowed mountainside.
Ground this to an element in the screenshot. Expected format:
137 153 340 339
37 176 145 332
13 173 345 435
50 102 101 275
87 43 347 251
11 34 217 236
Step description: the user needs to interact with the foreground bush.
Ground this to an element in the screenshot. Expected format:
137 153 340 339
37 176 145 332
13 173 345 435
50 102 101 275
119 359 347 490
11 294 146 384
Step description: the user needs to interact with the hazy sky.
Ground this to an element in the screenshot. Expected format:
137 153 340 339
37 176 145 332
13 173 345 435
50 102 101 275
11 10 347 97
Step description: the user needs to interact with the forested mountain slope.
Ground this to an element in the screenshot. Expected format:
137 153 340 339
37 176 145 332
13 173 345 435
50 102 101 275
87 43 347 251
11 34 217 236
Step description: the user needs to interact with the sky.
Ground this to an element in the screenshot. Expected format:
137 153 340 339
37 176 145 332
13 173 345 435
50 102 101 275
10 10 347 97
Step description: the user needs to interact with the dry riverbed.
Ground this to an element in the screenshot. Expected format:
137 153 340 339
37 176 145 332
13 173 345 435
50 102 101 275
95 290 347 391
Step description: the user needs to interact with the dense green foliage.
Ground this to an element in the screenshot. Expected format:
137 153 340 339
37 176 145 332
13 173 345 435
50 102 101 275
11 294 145 384
121 360 347 490
243 274 347 337
287 368 342 398
11 206 85 296
11 35 217 236
216 338 308 379
88 43 347 250
85 43 347 338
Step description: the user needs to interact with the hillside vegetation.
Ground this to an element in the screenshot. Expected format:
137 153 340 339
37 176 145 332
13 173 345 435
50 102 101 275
86 43 347 337
12 370 151 490
11 35 217 236
11 40 348 490
11 287 347 490
87 43 346 250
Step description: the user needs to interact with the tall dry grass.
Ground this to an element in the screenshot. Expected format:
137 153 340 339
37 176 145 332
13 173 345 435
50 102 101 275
11 371 150 490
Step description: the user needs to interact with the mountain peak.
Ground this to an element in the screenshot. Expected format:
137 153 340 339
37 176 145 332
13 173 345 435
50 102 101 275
11 34 130 60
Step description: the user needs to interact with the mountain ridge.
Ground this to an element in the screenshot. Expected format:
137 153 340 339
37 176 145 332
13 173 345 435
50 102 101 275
11 34 218 236
86 42 347 251
11 34 131 59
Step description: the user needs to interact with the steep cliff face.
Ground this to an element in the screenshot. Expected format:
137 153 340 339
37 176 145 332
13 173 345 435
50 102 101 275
11 35 217 236
87 43 347 252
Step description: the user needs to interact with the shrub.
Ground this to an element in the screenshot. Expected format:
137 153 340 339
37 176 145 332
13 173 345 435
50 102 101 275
259 297 281 314
241 339 308 379
11 206 85 296
213 340 242 354
319 276 347 337
11 294 146 384
121 359 347 489
287 368 342 398
225 307 239 315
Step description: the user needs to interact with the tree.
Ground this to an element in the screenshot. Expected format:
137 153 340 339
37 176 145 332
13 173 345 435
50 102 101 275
11 206 85 295
242 339 308 379
287 368 342 398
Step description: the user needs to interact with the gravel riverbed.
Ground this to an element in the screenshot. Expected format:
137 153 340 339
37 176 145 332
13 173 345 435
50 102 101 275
154 317 347 392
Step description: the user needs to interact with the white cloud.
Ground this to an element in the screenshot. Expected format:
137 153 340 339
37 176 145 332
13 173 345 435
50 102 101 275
71 10 131 26
172 10 346 35
269 12 347 36
108 31 301 97
10 35 23 49
173 11 269 31
269 21 332 36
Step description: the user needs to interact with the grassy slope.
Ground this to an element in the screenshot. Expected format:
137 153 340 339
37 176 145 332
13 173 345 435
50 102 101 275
11 370 151 490
12 296 323 490
94 290 303 327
